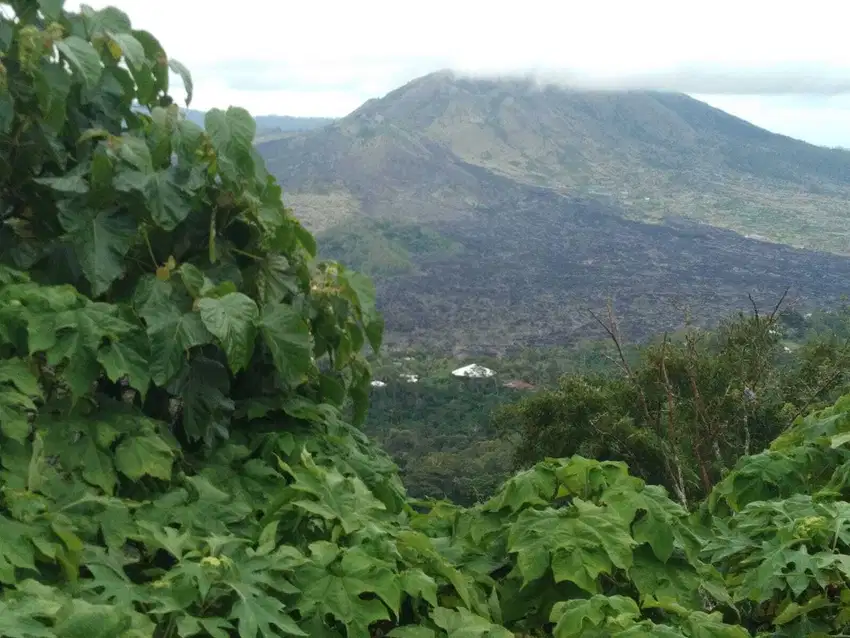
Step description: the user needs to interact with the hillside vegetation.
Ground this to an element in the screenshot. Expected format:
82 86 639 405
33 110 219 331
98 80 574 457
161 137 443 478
6 3 850 637
256 73 850 351
363 307 850 506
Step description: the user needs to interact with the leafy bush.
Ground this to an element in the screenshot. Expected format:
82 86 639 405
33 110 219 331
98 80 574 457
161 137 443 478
702 394 850 635
496 310 850 505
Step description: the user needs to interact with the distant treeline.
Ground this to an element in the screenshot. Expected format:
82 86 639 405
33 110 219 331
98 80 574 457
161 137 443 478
362 304 850 505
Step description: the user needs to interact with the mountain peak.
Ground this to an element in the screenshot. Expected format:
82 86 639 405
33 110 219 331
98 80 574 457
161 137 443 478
348 69 460 121
347 69 696 130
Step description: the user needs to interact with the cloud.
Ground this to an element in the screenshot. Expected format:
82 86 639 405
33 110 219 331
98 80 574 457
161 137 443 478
516 64 850 96
64 0 850 145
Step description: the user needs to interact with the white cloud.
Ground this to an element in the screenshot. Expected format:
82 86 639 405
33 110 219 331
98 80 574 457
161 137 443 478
67 0 850 145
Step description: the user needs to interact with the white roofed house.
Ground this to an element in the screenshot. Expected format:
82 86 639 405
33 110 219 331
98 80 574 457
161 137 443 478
451 364 496 378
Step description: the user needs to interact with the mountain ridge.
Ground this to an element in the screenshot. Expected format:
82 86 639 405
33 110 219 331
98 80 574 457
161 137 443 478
261 71 850 249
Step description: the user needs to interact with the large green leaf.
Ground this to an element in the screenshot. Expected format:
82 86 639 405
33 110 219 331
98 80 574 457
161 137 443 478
0 516 38 585
41 413 120 493
28 302 140 400
198 292 259 373
259 303 312 386
296 552 393 636
0 358 41 441
229 589 305 638
114 168 190 230
97 331 150 398
507 501 636 592
114 433 173 481
0 598 54 637
205 107 255 155
79 438 118 494
113 135 153 173
57 206 137 297
134 277 212 384
176 616 233 638
340 271 382 351
431 608 513 638
144 171 190 230
549 596 642 637
35 174 89 194
204 107 256 181
400 569 438 607
56 36 103 88
168 58 193 106
37 0 64 20
53 599 131 638
34 63 72 131
107 31 146 68
80 5 133 35
169 355 234 444
256 254 299 304
388 628 435 638
274 451 386 536
602 485 690 563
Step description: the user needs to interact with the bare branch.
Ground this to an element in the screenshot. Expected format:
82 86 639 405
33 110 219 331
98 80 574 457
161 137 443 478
784 367 847 429
657 336 692 504
588 302 654 427
768 287 790 321
747 293 760 322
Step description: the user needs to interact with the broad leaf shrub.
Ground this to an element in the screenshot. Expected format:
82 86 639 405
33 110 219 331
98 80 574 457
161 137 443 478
701 395 850 636
0 1 845 637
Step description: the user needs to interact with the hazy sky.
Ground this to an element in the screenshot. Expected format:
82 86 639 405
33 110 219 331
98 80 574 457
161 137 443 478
69 0 850 147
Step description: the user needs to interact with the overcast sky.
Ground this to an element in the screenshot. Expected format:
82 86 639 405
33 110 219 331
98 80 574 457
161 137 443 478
69 0 850 147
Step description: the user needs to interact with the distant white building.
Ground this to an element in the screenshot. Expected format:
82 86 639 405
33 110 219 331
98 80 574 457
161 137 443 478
399 374 419 383
451 364 496 379
371 380 387 388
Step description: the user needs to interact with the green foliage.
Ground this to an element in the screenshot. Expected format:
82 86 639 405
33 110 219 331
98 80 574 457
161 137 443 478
0 2 403 635
406 455 746 636
363 344 620 505
2 2 850 637
365 376 517 505
701 394 850 635
496 311 850 505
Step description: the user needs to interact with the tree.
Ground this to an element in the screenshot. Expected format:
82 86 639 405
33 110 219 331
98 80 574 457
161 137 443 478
495 307 850 505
